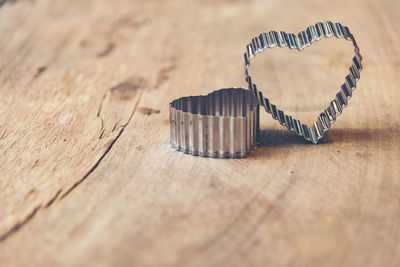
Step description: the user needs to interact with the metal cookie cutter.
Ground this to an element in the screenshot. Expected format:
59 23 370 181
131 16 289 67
169 88 259 158
244 21 363 143
169 21 363 158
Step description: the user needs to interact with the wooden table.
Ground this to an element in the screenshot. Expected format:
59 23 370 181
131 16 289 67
1 0 399 266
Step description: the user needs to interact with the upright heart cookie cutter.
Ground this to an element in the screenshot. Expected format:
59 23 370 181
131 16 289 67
170 21 363 157
244 21 363 143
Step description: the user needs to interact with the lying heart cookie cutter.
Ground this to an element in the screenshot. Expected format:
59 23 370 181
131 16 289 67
170 21 363 157
169 88 259 158
244 21 363 143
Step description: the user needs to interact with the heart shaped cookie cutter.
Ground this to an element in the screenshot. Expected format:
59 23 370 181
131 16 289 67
169 22 363 157
170 88 259 158
244 21 363 143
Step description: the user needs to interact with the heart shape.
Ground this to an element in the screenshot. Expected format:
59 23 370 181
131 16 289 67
244 21 363 143
170 88 259 158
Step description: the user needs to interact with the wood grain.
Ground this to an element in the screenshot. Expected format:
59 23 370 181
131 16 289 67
0 0 399 266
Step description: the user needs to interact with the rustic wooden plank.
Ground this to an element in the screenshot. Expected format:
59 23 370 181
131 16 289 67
0 0 399 266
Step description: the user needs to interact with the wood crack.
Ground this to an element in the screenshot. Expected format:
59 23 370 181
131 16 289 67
0 125 127 242
60 126 125 198
45 189 62 208
62 83 144 198
97 42 115 58
0 86 144 243
0 205 41 242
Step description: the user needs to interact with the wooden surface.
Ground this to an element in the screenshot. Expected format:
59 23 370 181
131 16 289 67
0 0 399 266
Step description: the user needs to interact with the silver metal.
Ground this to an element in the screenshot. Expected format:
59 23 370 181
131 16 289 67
244 21 363 143
170 88 259 158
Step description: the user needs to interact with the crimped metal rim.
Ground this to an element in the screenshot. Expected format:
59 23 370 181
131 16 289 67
244 21 363 143
169 88 259 158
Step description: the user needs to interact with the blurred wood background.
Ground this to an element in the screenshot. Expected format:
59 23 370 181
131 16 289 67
0 0 399 266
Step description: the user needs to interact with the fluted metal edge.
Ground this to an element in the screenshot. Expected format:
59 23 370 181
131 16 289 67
244 21 363 144
169 88 259 158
